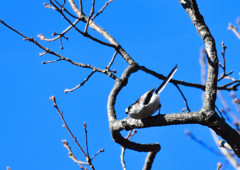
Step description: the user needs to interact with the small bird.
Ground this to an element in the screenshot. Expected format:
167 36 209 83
125 65 177 119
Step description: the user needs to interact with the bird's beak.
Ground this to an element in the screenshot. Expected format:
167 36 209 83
125 108 129 114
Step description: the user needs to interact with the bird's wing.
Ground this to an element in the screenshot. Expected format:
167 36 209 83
143 88 155 105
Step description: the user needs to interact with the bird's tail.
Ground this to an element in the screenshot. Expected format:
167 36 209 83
155 65 177 94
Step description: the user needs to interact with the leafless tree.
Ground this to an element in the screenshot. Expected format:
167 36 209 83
1 0 240 169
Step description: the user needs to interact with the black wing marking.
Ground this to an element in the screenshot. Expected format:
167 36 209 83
155 65 177 94
143 88 155 105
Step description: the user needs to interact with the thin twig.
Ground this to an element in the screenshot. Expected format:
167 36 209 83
106 51 118 71
185 130 223 156
228 23 240 39
215 105 224 119
44 3 57 10
42 59 62 64
49 96 88 157
84 123 90 158
45 1 78 19
49 96 90 169
50 96 101 170
37 18 80 42
83 122 95 170
84 0 95 33
121 130 137 170
92 0 114 20
139 65 239 91
0 20 28 39
65 70 96 94
0 20 117 79
218 90 240 124
230 92 240 113
91 149 104 160
62 140 86 169
218 42 227 81
50 0 115 48
218 42 234 82
174 83 191 112
217 163 222 170
79 0 83 14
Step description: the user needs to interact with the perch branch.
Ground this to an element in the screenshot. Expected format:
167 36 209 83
179 0 240 157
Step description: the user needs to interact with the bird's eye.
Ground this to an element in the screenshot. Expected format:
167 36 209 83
128 106 132 109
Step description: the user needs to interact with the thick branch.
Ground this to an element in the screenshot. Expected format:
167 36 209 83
179 0 218 110
179 0 240 157
107 64 160 169
110 112 204 131
143 152 158 170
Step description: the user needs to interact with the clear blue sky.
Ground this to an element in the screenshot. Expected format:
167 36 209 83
1 0 240 169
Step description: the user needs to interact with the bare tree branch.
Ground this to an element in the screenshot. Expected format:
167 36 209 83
143 151 158 170
50 0 115 48
49 96 88 157
67 0 136 64
139 65 239 91
174 83 191 112
0 20 117 79
92 0 114 20
120 130 137 170
179 0 240 157
50 96 104 170
79 0 83 14
185 130 223 155
62 140 86 169
84 0 95 33
65 70 96 94
217 163 222 170
106 51 118 72
228 23 240 39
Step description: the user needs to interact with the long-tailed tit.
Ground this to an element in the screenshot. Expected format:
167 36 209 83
125 65 177 119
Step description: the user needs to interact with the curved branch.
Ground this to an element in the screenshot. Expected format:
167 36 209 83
143 151 158 170
179 0 240 157
180 0 218 110
107 64 160 167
